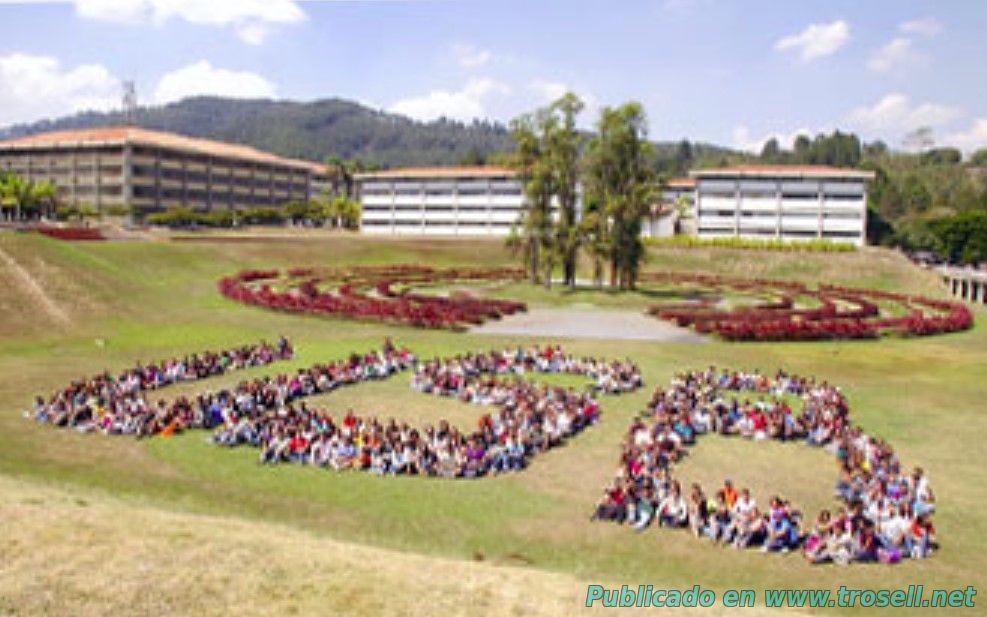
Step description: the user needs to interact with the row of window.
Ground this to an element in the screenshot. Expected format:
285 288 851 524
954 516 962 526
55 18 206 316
2 163 124 175
4 147 315 176
132 186 302 203
363 219 514 228
700 192 863 201
66 185 123 197
698 229 862 239
131 147 309 175
363 204 521 212
363 190 523 198
699 209 863 218
132 166 306 190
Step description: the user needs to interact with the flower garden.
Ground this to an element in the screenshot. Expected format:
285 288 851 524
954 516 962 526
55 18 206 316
642 272 973 341
218 265 528 330
218 264 972 342
35 226 105 241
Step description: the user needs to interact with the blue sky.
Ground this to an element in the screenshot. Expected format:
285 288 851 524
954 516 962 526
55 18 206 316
1 0 986 153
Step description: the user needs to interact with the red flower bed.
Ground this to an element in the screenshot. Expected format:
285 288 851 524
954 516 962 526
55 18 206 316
218 265 528 330
36 227 104 241
642 272 972 341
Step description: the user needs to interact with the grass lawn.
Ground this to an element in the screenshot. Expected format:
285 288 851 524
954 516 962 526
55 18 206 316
1 230 984 615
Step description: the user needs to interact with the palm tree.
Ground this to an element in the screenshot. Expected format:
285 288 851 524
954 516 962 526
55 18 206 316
32 180 58 220
326 155 363 200
0 172 15 221
3 173 30 221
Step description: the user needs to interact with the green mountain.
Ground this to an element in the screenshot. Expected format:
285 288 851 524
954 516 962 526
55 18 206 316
0 96 734 170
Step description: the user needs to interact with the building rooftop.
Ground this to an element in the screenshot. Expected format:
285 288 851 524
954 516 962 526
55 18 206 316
665 176 696 188
0 126 326 174
690 164 875 180
355 166 518 180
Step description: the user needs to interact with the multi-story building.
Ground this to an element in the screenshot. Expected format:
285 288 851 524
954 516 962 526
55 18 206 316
357 166 525 236
0 126 329 218
641 176 697 238
690 165 874 246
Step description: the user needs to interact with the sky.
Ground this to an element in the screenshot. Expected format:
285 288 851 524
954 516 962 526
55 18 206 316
1 0 986 153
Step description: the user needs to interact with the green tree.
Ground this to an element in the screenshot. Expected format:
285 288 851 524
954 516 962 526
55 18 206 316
674 139 694 174
509 110 554 285
326 155 358 199
584 101 658 289
507 93 585 288
0 173 59 221
326 195 361 229
760 138 782 163
793 134 811 161
930 211 987 264
866 206 895 245
920 148 962 166
900 174 933 213
546 93 584 287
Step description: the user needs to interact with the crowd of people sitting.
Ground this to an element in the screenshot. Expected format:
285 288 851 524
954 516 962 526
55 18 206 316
592 368 936 565
247 345 642 477
29 338 643 480
28 338 295 436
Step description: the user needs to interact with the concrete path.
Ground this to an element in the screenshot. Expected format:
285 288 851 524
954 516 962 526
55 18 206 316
470 306 705 342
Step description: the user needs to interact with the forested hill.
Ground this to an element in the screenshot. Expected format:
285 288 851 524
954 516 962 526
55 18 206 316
0 96 735 169
0 97 514 167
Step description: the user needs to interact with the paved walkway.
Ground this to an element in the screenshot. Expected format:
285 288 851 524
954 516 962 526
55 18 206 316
470 306 705 342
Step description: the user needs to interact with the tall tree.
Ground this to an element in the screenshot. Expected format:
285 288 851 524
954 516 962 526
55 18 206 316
584 102 657 289
674 139 694 174
547 93 584 287
509 112 552 285
508 93 584 288
760 138 782 163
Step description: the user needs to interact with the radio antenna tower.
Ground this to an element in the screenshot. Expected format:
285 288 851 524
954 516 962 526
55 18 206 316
122 80 138 125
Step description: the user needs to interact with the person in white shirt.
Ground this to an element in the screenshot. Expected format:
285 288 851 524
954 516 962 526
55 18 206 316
658 481 688 527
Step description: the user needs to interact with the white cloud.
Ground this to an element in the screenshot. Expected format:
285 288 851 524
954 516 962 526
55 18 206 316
899 17 943 37
73 0 306 45
528 79 598 110
528 79 570 103
153 60 276 104
774 20 850 61
452 44 492 68
945 119 987 153
867 37 928 73
732 125 818 153
846 93 961 133
387 78 510 122
0 53 119 126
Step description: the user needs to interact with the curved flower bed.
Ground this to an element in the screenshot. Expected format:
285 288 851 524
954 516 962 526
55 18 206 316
37 226 104 241
642 272 972 341
592 368 937 565
218 265 527 330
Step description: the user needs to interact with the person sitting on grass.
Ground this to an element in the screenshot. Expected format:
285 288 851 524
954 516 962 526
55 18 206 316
658 481 688 528
591 365 936 565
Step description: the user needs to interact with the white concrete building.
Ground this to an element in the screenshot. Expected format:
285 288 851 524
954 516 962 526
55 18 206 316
641 176 696 238
690 165 874 246
356 166 525 236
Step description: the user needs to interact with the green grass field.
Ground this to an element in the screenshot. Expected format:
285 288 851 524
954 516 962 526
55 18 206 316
1 230 985 615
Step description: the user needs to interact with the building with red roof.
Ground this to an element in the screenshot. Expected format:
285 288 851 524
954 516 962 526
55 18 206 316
0 126 330 218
